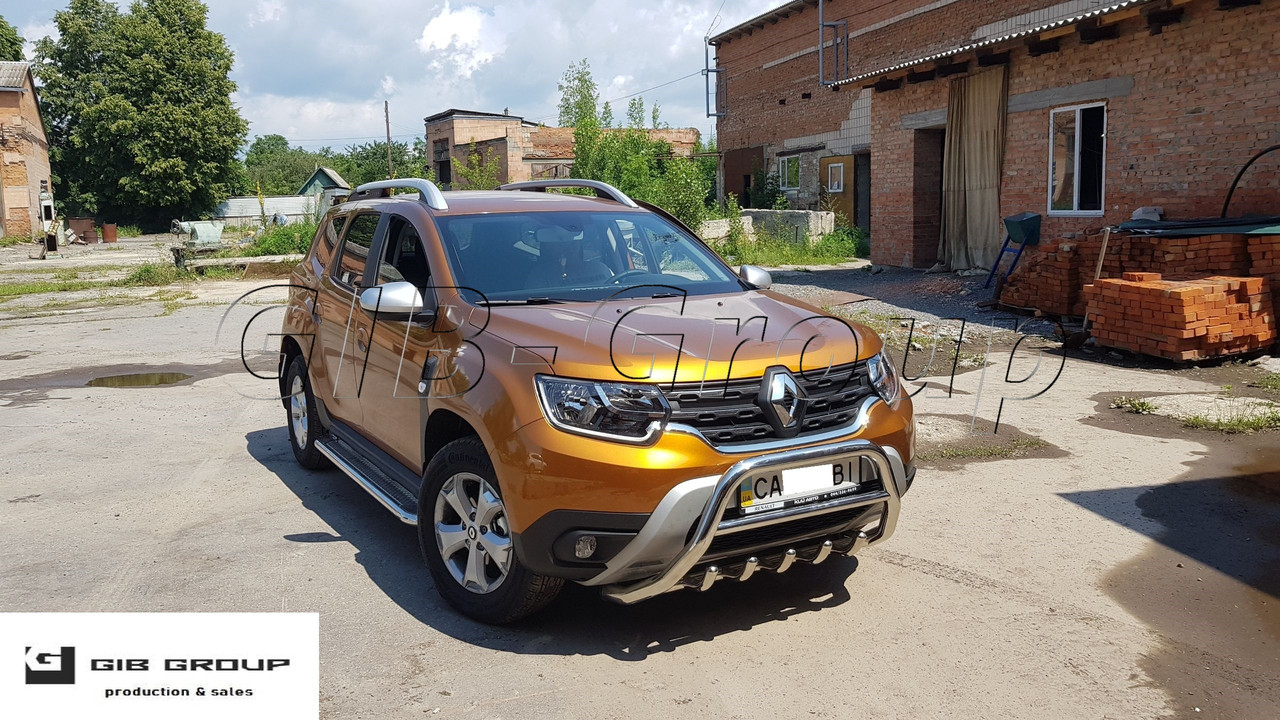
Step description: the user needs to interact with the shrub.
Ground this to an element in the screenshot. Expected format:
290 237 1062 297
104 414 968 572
243 222 319 257
117 225 144 238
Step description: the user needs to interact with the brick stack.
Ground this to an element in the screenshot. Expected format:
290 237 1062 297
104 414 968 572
1001 233 1255 318
1084 272 1276 361
1249 236 1280 320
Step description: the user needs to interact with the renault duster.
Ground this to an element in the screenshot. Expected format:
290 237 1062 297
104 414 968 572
277 178 915 623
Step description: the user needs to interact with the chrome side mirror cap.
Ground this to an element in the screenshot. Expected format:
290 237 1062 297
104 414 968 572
359 281 425 318
738 264 772 290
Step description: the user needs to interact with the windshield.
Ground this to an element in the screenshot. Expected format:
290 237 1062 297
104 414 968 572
435 210 743 303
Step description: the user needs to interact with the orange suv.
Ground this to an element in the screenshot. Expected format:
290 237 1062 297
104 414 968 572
278 178 915 623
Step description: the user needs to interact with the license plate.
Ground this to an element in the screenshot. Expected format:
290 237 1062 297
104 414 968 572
738 458 870 515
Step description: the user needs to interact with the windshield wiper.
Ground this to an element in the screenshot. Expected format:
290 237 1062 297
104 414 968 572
480 297 570 306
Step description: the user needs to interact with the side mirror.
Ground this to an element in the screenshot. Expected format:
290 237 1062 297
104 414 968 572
359 281 428 319
738 264 772 290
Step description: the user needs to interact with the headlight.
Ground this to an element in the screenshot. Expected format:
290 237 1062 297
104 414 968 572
866 351 901 405
535 375 670 444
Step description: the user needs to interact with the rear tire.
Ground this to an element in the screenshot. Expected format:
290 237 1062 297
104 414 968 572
418 437 563 624
285 355 332 471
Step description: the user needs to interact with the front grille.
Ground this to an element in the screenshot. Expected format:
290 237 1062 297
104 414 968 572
666 362 873 446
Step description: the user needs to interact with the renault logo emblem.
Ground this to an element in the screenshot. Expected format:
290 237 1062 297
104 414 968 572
758 367 808 437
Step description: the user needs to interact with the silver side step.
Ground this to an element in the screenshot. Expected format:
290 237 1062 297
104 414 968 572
315 437 419 525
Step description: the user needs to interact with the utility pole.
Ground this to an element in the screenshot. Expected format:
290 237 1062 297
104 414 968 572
384 100 394 179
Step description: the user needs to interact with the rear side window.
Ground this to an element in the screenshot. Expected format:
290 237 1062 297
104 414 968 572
333 214 379 287
314 215 346 266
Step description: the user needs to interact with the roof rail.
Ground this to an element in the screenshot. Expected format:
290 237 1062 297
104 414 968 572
352 178 448 211
498 179 639 208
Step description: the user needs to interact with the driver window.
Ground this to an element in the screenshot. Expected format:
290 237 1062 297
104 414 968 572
376 216 431 288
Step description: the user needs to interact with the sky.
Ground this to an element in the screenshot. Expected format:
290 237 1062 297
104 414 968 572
2 0 781 151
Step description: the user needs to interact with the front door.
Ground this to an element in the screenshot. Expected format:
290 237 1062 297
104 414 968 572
820 155 855 227
357 213 443 473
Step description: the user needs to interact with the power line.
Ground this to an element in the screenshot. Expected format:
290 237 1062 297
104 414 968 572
704 0 728 37
527 70 703 124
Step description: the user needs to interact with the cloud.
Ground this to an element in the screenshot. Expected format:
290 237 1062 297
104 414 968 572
188 0 784 148
416 2 503 79
249 0 286 26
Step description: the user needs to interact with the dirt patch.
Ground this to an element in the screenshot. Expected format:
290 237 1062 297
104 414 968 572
913 413 1067 469
1077 393 1280 718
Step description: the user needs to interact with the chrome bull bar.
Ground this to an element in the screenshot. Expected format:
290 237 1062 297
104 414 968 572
600 439 900 604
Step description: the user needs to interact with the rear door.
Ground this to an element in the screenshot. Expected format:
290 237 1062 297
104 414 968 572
313 211 385 431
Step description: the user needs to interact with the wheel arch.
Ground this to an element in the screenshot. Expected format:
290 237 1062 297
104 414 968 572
278 335 304 409
423 408 482 471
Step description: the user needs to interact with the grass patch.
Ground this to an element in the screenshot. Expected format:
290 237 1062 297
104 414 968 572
1182 410 1280 434
1111 395 1158 414
719 225 868 267
116 225 144 238
120 263 193 287
0 236 35 248
0 279 100 297
200 265 244 280
1254 373 1280 392
917 438 1047 462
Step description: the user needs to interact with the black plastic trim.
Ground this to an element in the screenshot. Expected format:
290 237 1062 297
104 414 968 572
513 510 650 580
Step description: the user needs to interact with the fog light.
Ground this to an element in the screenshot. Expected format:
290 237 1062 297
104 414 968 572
574 535 598 559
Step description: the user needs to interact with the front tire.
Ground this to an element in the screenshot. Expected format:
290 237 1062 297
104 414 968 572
285 355 332 471
418 437 562 624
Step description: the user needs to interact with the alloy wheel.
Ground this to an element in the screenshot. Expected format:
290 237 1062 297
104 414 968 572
434 472 512 594
289 375 308 447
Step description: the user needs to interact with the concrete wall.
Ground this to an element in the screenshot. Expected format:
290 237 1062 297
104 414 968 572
0 78 51 239
741 209 836 244
699 215 755 244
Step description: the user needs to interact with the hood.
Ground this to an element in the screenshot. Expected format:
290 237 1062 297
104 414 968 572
467 290 882 384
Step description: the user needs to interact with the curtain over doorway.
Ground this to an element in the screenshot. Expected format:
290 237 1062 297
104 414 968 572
938 66 1008 270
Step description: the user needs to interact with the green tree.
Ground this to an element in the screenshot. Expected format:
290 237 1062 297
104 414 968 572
452 141 503 190
600 101 613 129
557 58 599 128
244 133 336 195
34 0 247 226
558 60 708 229
0 15 23 61
626 97 645 129
332 140 414 187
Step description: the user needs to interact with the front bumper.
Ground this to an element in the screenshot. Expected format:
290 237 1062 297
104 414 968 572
590 438 906 604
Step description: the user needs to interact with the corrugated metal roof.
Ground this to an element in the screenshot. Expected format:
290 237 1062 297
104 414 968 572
710 1 814 46
213 195 317 219
0 61 32 90
837 0 1155 85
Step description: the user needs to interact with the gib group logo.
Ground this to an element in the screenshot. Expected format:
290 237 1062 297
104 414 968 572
2 613 318 719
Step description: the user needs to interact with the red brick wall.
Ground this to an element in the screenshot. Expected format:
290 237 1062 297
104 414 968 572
716 0 1280 268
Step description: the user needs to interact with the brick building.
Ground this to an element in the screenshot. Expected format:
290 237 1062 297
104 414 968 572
711 0 1280 268
424 108 701 187
0 61 53 240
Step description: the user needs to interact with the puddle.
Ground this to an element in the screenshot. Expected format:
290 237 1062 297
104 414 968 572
0 358 244 407
86 372 192 388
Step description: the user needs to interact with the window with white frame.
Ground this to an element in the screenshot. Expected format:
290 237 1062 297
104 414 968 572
827 163 844 192
1048 103 1106 215
779 156 800 189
